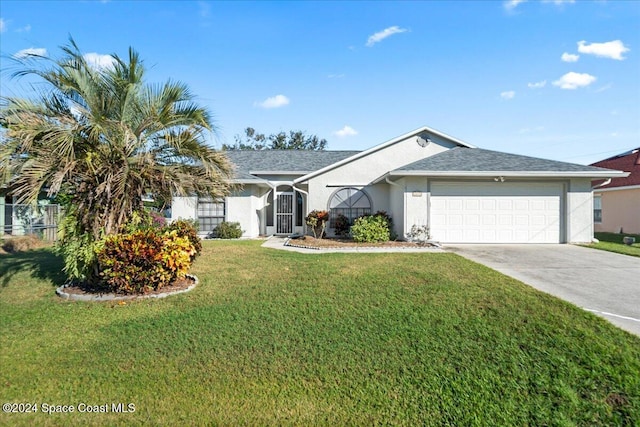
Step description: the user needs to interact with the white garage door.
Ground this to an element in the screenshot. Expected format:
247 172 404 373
430 182 563 243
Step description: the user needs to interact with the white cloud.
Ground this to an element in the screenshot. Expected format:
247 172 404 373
16 24 31 32
552 72 596 90
327 73 345 79
0 18 7 33
527 80 546 89
577 40 629 60
500 91 515 100
83 53 116 69
254 94 290 109
561 52 579 62
366 26 408 47
504 0 526 11
334 125 358 137
14 47 47 58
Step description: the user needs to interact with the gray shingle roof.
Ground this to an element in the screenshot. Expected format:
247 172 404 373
223 150 360 180
393 147 614 173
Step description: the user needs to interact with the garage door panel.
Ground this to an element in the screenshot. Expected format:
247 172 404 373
530 200 546 210
465 200 480 210
482 199 496 210
482 215 496 226
466 214 480 226
430 182 562 243
514 200 529 211
498 215 512 226
531 215 546 226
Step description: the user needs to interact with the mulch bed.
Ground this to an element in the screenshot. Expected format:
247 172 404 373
286 236 435 249
59 275 196 298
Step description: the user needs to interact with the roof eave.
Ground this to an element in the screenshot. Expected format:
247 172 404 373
386 170 630 178
249 170 311 176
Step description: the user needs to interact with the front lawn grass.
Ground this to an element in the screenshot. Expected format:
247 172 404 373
1 240 639 426
588 232 640 258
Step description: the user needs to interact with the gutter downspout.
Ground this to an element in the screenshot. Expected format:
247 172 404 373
592 178 611 190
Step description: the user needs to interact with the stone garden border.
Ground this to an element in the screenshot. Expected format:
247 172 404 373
56 274 198 302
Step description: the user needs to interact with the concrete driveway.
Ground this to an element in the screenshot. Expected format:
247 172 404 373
446 244 640 337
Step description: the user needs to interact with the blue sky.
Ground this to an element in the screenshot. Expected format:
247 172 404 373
1 0 638 164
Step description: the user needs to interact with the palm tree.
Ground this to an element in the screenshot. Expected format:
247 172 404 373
1 39 232 235
0 39 232 277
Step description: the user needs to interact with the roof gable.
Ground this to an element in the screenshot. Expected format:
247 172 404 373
389 147 627 178
590 148 640 189
293 126 475 184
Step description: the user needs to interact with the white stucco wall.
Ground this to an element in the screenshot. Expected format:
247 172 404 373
403 177 430 238
171 196 197 221
566 179 594 243
226 195 256 237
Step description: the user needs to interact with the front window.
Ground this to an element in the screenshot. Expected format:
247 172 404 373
197 198 225 233
328 187 372 228
593 194 602 223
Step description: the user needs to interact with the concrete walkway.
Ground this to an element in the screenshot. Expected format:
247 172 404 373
446 244 640 337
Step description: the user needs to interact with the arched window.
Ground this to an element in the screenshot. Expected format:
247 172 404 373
328 187 371 227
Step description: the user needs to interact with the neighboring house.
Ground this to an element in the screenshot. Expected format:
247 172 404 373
590 147 640 234
0 187 59 240
172 126 626 243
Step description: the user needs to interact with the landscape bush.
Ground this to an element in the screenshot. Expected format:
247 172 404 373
165 219 202 260
55 209 101 281
210 221 243 239
334 213 351 236
96 227 196 294
306 210 329 239
351 214 391 243
373 210 396 240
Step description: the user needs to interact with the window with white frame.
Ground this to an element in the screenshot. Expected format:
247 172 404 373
328 187 372 228
593 194 602 223
197 198 225 233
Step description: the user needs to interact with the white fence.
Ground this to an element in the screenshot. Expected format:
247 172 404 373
1 204 61 241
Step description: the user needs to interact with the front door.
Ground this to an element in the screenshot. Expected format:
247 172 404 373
276 192 294 234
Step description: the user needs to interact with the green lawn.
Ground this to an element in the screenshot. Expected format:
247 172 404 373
588 232 640 258
1 240 639 426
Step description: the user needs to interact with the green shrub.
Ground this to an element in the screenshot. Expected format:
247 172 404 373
96 228 196 294
161 230 196 279
372 211 396 240
97 230 168 294
334 213 351 236
165 219 202 260
121 209 167 233
55 210 100 281
351 214 390 243
210 221 243 239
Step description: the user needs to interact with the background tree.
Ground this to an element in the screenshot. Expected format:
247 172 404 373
223 127 327 150
0 39 233 279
